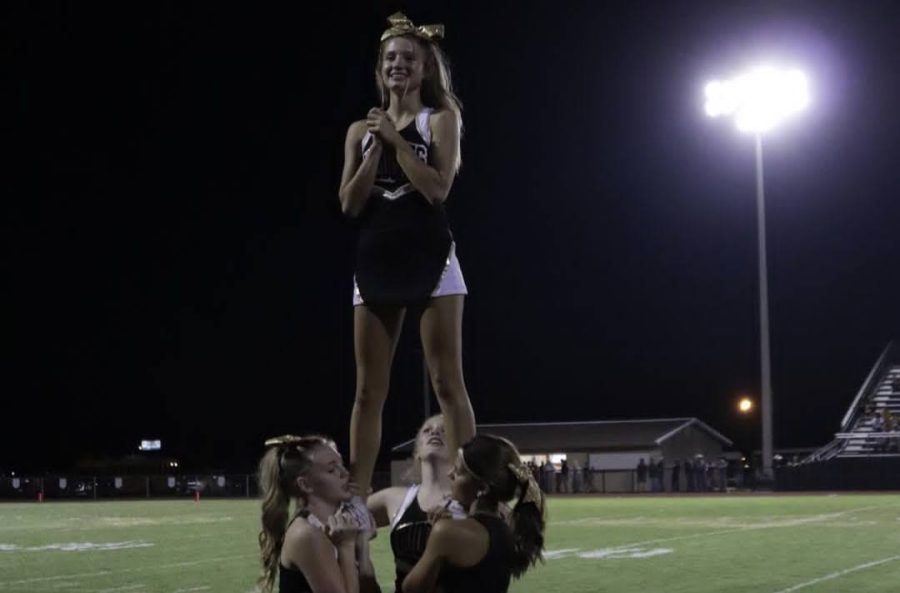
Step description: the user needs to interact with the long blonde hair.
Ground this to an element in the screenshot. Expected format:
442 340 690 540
257 436 332 593
375 35 463 171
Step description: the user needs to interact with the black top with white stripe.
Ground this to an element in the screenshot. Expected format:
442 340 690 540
355 108 453 306
438 515 514 593
391 488 431 592
278 511 315 593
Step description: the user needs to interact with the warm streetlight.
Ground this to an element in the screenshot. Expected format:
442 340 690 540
705 65 810 481
738 397 753 413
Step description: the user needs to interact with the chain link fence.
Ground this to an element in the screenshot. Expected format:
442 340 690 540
0 467 745 500
0 475 259 500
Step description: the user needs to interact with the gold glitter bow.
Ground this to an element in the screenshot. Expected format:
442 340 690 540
264 435 336 453
265 434 306 447
380 12 444 43
508 463 543 506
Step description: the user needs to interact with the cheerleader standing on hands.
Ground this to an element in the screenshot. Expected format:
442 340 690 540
338 12 476 495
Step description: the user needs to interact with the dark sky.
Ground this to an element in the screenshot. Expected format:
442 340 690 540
5 1 899 473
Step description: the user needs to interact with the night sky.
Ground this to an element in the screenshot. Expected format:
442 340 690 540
5 1 900 473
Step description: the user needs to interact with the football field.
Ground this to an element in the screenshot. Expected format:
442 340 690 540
2 493 899 592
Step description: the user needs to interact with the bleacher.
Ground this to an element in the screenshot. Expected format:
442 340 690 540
806 341 900 462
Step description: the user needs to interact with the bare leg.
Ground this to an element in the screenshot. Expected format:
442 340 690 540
350 303 405 495
419 295 475 458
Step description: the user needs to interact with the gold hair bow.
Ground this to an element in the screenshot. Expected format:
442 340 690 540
265 434 306 447
508 463 543 506
264 435 336 452
381 12 444 42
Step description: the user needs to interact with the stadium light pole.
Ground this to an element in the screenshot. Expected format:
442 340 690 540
704 66 809 481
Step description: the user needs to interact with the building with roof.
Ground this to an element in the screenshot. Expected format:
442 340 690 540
390 417 735 492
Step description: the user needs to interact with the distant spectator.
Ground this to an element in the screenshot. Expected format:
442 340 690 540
636 458 648 493
716 457 728 490
671 460 681 492
719 457 730 492
694 456 707 492
571 458 582 493
559 459 569 493
882 409 896 453
541 459 555 493
871 410 885 452
648 458 660 492
684 458 695 492
656 459 666 492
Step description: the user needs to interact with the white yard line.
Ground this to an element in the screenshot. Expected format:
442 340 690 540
0 541 154 553
771 555 900 593
550 502 898 527
549 502 900 550
0 516 236 534
0 570 114 586
544 548 581 559
0 554 254 587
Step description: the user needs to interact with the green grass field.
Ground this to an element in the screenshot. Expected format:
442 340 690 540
2 494 900 592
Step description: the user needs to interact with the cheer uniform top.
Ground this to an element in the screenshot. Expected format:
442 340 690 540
437 514 514 593
390 484 466 592
278 510 321 593
355 108 461 306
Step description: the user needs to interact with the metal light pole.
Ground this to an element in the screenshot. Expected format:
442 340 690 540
754 134 774 480
705 66 809 480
